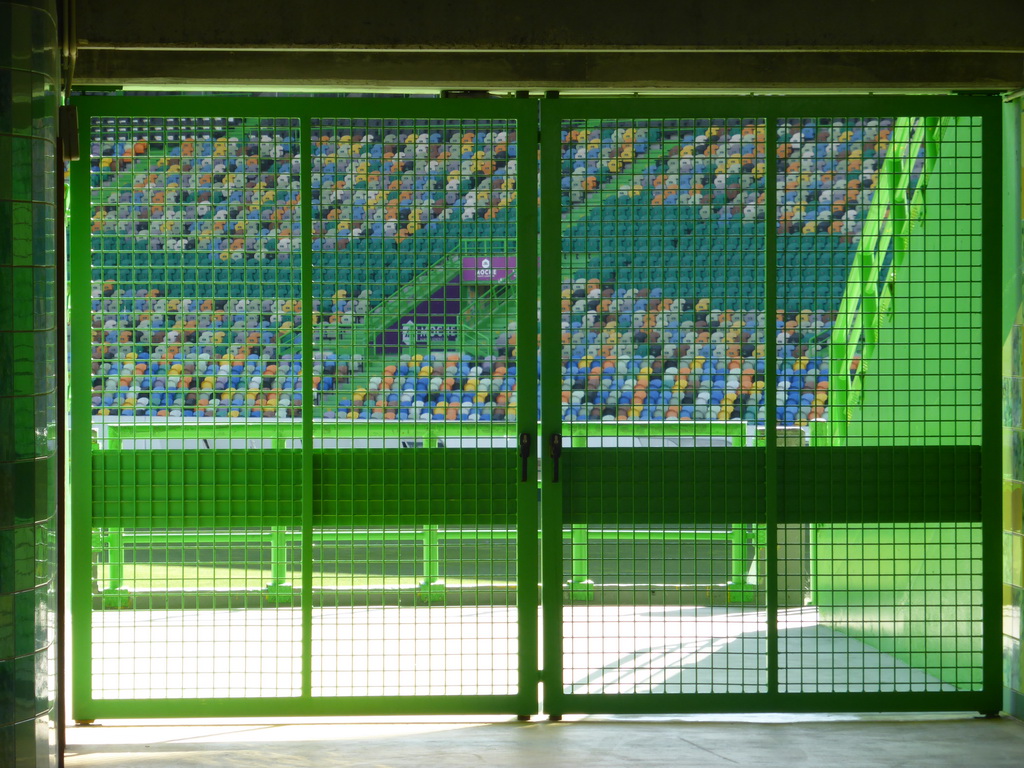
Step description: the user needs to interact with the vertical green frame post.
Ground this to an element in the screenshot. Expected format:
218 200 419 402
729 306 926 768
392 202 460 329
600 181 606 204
299 114 314 696
538 100 565 713
513 95 541 716
981 100 1004 704
762 103 779 695
68 104 94 720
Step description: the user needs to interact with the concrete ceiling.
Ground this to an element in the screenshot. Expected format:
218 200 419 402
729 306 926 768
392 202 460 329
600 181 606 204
66 0 1024 91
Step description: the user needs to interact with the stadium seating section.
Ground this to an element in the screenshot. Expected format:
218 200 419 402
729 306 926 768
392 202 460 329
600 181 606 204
89 117 893 425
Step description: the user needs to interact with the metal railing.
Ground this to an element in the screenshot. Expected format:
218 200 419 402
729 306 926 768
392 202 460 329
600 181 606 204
91 523 762 607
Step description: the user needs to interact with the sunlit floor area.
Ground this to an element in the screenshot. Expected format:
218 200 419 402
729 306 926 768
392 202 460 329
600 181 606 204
65 713 1024 767
89 605 958 700
563 605 957 694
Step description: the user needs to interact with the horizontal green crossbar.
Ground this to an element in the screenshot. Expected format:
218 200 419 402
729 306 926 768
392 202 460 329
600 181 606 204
314 449 517 527
563 420 750 445
80 689 995 720
776 445 982 523
98 420 518 446
96 419 745 445
92 449 518 528
542 691 996 716
561 447 766 526
94 445 983 528
78 695 533 720
559 446 981 526
92 450 303 528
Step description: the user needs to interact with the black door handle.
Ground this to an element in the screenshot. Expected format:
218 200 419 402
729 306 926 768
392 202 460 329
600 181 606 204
518 432 533 482
550 433 563 483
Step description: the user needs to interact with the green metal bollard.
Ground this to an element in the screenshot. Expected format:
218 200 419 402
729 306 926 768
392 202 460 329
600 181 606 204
726 524 758 604
264 526 296 604
417 525 446 601
101 528 132 609
807 523 818 607
566 523 594 600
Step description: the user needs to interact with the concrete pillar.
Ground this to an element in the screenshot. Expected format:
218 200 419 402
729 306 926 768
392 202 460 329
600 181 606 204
0 1 59 765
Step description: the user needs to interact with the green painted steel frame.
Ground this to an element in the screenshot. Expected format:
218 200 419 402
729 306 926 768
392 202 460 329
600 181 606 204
69 93 1003 720
538 95 1003 716
68 95 540 720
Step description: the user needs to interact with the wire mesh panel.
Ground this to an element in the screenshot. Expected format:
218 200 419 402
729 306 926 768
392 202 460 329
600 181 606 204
550 116 769 698
774 115 985 695
540 97 999 716
84 115 305 700
309 117 523 698
71 99 536 719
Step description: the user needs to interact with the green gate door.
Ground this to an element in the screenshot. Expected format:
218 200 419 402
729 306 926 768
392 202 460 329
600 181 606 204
70 94 1002 720
69 97 540 718
538 97 1002 715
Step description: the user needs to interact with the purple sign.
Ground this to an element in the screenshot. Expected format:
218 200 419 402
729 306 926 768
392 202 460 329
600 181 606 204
461 256 516 283
375 277 462 354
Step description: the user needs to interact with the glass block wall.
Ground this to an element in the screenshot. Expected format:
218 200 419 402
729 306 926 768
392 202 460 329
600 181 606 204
0 0 59 765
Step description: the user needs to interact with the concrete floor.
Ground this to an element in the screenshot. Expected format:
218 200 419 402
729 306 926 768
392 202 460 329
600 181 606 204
65 713 1024 767
72 605 1008 766
88 606 960 699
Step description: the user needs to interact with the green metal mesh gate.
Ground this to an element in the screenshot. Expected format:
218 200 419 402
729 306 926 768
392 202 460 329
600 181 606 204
70 95 1001 720
69 98 539 718
538 97 1001 716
